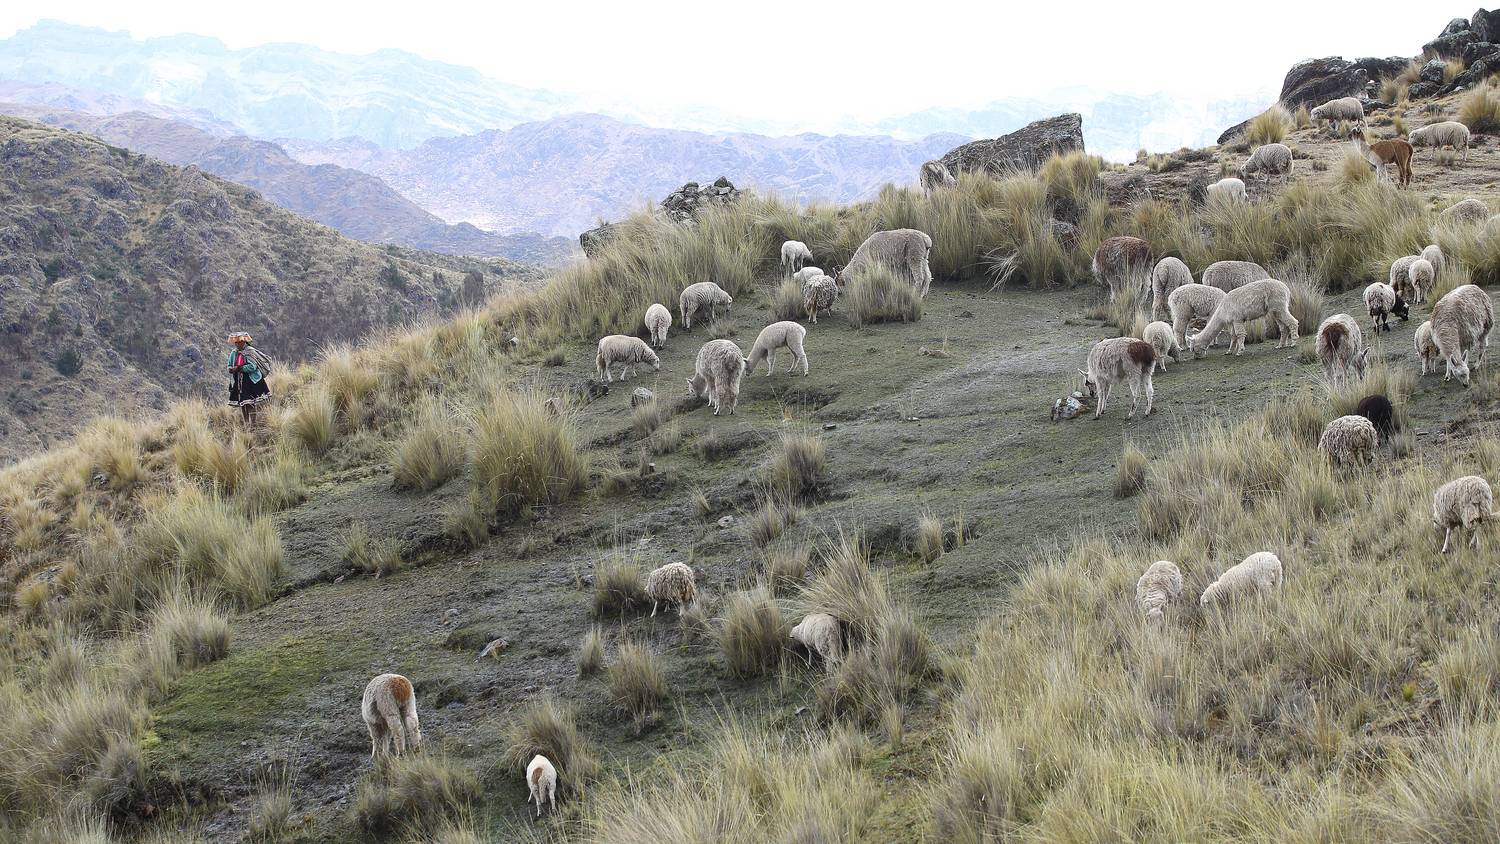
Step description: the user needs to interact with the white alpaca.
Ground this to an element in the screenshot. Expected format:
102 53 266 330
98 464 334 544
1315 314 1369 384
361 673 421 758
1188 278 1297 356
595 335 661 383
1079 337 1157 420
679 281 734 329
790 613 843 664
1206 177 1248 202
1200 552 1283 607
745 321 809 376
1319 415 1379 468
1415 320 1440 375
1168 283 1226 350
1433 475 1499 553
1150 257 1193 320
1430 284 1495 386
645 562 697 616
781 241 815 277
526 755 557 817
687 339 746 415
1141 321 1181 371
644 303 672 348
1136 561 1183 622
1408 121 1470 161
838 229 934 298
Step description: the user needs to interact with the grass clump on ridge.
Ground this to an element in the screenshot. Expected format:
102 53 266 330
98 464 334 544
846 265 923 328
1246 105 1294 145
470 389 588 516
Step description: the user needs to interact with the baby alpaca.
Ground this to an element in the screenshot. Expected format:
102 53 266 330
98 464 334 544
1080 337 1156 420
362 673 421 759
1319 415 1379 468
679 281 734 329
745 321 809 376
1200 552 1283 607
687 339 746 415
1406 259 1434 306
1362 282 1409 334
1206 177 1248 202
781 240 814 277
644 303 672 348
645 562 697 616
1142 321 1181 371
526 755 557 817
1136 561 1183 621
1355 394 1394 438
595 335 661 383
1315 314 1369 384
790 612 843 664
1433 475 1499 553
1415 320 1440 375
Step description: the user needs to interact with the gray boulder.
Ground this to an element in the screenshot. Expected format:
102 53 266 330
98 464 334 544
1425 31 1478 59
660 176 742 224
938 114 1085 177
1278 56 1411 110
1421 58 1448 84
579 221 617 259
1443 16 1474 36
1474 8 1500 42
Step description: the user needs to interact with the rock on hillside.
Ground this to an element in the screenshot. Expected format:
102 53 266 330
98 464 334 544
938 114 1086 176
0 103 576 264
0 115 541 458
579 177 745 256
279 113 966 237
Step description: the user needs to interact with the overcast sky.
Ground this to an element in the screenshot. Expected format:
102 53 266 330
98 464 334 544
0 0 1463 124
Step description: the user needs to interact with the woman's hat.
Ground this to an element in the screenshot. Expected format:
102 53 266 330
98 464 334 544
227 331 252 344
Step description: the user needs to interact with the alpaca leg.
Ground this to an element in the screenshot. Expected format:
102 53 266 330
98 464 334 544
1442 528 1452 554
404 714 420 751
368 722 381 759
549 786 556 813
1143 376 1154 416
1093 381 1110 419
1473 528 1481 550
388 714 405 755
651 600 659 617
1126 382 1139 420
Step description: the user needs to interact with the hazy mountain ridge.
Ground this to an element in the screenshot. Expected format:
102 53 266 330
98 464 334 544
280 114 969 237
0 102 577 262
0 114 541 458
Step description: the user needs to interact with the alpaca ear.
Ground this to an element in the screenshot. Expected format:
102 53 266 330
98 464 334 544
1077 368 1088 378
1359 348 1370 361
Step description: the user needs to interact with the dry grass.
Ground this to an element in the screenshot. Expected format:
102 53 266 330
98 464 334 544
1112 442 1148 498
608 639 668 731
352 754 480 835
768 430 826 499
578 625 606 677
745 499 792 548
631 399 667 439
717 586 788 678
1246 105 1294 145
283 389 336 455
914 512 945 562
772 277 805 321
391 399 465 492
340 521 405 577
591 554 647 618
136 486 284 608
845 265 923 328
1461 87 1500 133
171 419 250 493
766 544 811 595
470 389 588 516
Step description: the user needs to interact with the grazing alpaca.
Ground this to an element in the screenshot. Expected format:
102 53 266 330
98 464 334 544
1349 128 1413 187
526 755 557 817
361 673 421 759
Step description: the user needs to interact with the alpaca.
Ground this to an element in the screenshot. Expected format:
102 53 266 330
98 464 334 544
1349 128 1413 187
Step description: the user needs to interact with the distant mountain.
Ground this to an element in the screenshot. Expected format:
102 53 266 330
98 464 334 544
0 114 540 458
0 20 578 148
0 103 576 262
279 114 969 237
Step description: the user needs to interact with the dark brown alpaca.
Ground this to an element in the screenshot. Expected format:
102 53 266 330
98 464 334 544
1350 128 1413 187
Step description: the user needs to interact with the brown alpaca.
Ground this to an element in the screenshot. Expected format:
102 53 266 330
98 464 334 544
361 673 421 758
1349 129 1413 187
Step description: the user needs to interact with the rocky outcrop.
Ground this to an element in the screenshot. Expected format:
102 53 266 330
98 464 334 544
938 114 1085 176
579 222 618 259
1277 56 1409 111
660 177 743 224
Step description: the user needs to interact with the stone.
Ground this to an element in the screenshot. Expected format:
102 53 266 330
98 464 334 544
1421 58 1447 84
1425 31 1477 59
1277 56 1409 111
1443 16 1474 37
579 221 617 259
660 177 743 223
717 515 735 529
568 379 608 404
630 387 655 407
1408 81 1442 99
1048 219 1080 251
938 114 1085 177
1475 8 1500 42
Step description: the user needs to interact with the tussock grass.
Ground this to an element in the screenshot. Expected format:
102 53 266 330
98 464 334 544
340 522 405 577
772 277 805 321
283 389 336 454
78 418 144 491
1246 105 1294 145
1460 87 1500 133
717 586 788 678
503 695 601 791
391 399 465 492
608 639 667 730
171 419 249 493
845 265 923 328
745 500 791 548
766 544 811 595
136 486 284 608
768 430 826 499
470 389 588 516
914 512 945 562
1293 104 1311 128
352 754 480 835
578 625 606 677
321 345 379 427
143 590 231 676
1336 152 1375 186
237 454 307 516
591 554 647 618
247 764 294 842
1112 443 1149 498
631 400 667 439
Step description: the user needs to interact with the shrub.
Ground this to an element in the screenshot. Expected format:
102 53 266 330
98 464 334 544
352 754 480 835
283 389 336 455
1460 87 1500 133
592 555 647 617
1113 443 1149 498
502 695 601 790
914 512 945 561
137 486 284 608
578 626 606 677
845 265 923 328
772 277 805 321
768 431 826 499
1246 105 1294 145
718 587 788 678
341 521 405 577
392 400 465 492
470 389 588 516
608 639 668 730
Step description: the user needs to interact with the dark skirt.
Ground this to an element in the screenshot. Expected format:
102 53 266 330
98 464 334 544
229 373 271 407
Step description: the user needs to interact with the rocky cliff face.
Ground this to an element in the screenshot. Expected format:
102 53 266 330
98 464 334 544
938 114 1086 176
0 104 575 263
0 115 541 458
281 114 966 237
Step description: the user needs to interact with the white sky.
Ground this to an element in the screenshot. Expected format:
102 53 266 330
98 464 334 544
0 0 1461 124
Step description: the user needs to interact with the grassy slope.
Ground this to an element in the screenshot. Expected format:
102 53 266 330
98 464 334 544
148 263 1495 840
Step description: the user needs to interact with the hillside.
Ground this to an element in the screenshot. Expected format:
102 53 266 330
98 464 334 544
0 104 577 263
0 114 541 458
11 11 1500 844
280 114 967 236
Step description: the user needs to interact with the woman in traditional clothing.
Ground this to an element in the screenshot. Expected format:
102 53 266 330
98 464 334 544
227 331 272 425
